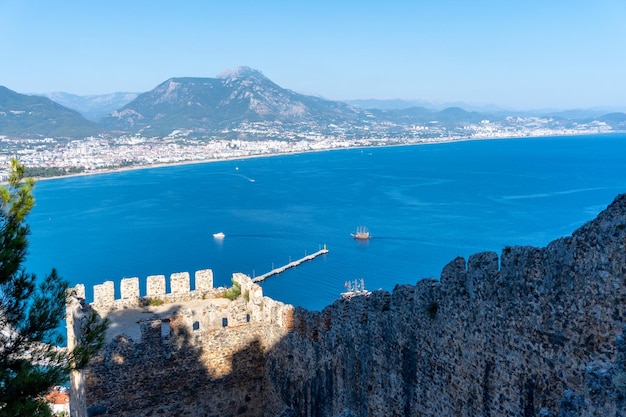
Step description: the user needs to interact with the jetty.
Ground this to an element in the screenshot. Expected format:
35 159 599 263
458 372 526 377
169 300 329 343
252 246 329 283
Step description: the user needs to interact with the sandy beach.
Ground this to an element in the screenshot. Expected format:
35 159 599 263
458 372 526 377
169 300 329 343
29 133 576 183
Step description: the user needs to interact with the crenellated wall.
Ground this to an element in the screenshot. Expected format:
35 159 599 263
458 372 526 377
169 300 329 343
68 271 294 417
89 268 215 310
68 194 626 417
262 193 626 417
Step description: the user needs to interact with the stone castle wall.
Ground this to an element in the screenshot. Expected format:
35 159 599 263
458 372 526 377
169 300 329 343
263 194 626 417
69 194 626 416
68 270 294 417
89 269 216 310
66 292 89 417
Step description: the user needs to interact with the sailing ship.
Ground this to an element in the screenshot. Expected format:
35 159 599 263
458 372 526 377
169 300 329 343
351 226 370 240
341 278 370 299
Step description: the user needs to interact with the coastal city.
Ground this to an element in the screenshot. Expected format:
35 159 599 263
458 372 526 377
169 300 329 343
0 115 614 180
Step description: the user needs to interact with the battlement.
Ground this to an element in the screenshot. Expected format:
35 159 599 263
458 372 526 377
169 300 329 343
69 270 293 342
78 269 216 311
67 269 295 416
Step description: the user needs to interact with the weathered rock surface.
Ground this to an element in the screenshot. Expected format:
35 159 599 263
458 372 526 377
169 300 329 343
74 194 626 416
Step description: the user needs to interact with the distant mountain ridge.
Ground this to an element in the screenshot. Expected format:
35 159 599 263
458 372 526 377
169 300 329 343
0 86 101 138
1 67 626 139
345 98 511 114
346 99 626 119
38 91 139 121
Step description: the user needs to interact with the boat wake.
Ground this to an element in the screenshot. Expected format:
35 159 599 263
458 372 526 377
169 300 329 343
223 233 276 239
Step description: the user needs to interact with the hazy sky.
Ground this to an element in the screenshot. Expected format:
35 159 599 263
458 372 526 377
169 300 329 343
2 0 625 110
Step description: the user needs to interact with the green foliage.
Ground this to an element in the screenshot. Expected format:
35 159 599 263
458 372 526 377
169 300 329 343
0 158 108 416
0 86 101 139
24 166 85 179
144 297 165 307
223 279 242 301
70 310 109 369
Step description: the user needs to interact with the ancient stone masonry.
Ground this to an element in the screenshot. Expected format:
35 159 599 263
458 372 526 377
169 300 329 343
67 270 295 417
66 290 89 417
68 194 626 417
90 269 216 310
263 193 626 417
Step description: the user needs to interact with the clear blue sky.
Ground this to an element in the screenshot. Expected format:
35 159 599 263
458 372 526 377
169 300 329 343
1 0 625 110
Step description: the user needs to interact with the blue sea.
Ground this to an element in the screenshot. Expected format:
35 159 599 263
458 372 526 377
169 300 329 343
25 134 626 311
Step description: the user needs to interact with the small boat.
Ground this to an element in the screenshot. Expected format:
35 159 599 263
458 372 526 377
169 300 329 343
213 232 225 239
351 226 370 240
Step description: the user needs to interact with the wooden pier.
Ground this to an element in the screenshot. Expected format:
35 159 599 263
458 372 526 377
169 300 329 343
252 246 329 283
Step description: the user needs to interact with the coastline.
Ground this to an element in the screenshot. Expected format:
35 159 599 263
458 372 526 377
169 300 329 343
31 131 621 183
34 148 303 182
24 132 626 313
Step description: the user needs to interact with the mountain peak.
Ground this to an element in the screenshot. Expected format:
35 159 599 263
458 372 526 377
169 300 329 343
216 66 266 80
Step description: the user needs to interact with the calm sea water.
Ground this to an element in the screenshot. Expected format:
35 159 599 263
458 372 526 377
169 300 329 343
25 134 626 311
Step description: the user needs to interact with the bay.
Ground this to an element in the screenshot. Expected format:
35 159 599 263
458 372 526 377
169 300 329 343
25 133 626 311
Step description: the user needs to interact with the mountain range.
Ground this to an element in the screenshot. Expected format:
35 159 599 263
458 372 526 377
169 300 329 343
100 67 361 137
38 91 140 121
2 67 626 139
0 86 101 138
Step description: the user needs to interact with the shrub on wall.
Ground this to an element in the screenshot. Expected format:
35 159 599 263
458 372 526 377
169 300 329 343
143 297 165 307
223 279 242 301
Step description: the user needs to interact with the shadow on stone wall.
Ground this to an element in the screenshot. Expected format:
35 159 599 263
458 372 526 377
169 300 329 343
85 318 265 416
260 193 626 417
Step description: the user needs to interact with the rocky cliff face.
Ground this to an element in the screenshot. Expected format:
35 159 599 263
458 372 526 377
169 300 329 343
78 194 626 416
264 193 626 416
